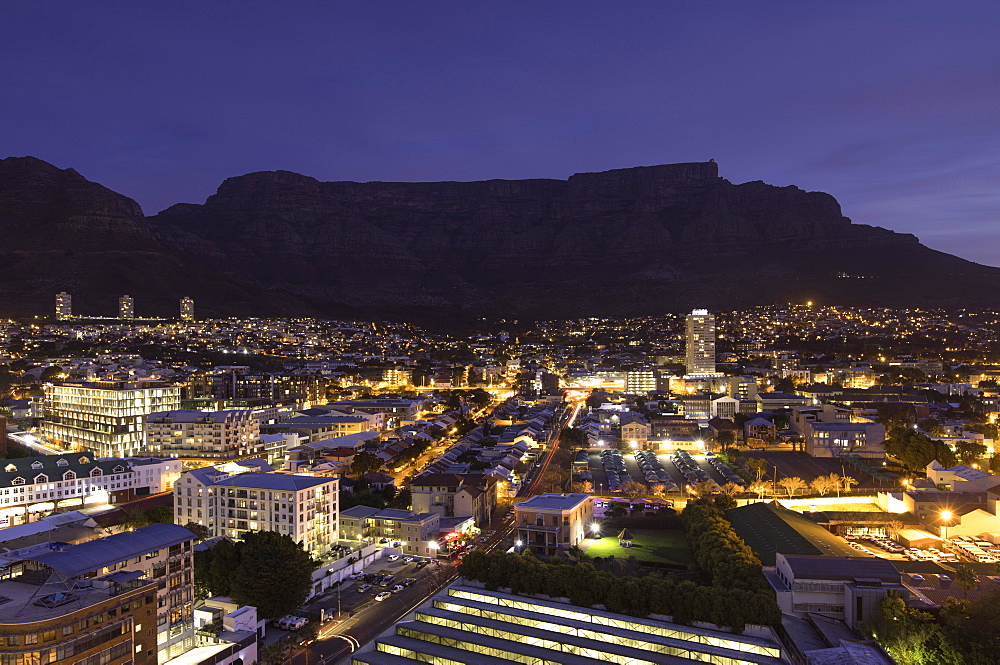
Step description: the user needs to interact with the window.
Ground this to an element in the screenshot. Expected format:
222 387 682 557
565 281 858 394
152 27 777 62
12 477 24 486
31 461 43 470
56 458 69 467
4 463 15 472
79 456 90 464
90 468 103 477
63 470 76 480
35 474 48 484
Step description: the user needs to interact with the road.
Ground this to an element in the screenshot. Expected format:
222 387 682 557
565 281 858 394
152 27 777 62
299 399 580 664
6 430 67 455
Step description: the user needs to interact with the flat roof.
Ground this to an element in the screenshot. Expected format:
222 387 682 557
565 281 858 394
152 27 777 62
213 473 335 491
514 493 590 512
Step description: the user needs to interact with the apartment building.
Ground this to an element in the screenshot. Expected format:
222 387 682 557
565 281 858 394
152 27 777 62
173 468 338 556
0 453 181 528
410 473 498 527
514 493 593 556
144 409 261 462
0 522 198 664
43 380 182 458
339 506 440 556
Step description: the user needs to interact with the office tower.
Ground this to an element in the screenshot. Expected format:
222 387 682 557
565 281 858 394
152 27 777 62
685 309 716 375
625 369 657 395
180 296 194 320
42 379 182 457
119 294 134 319
55 291 72 319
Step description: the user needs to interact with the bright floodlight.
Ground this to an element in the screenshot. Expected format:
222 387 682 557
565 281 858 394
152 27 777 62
590 523 600 533
941 510 953 521
428 541 439 550
516 540 523 547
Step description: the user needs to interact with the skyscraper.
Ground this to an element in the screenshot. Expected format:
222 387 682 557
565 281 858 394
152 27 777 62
685 309 716 375
119 294 134 319
180 296 194 320
55 291 72 319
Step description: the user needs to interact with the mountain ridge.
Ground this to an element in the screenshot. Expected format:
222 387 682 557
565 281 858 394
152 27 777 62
1 155 997 322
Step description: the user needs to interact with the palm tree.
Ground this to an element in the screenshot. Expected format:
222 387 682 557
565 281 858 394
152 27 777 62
840 475 860 496
956 564 978 600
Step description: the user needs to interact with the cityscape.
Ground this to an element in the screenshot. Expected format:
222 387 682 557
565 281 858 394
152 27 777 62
0 301 999 664
3 3 1000 665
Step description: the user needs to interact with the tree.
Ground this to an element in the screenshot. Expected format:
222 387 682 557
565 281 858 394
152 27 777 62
183 522 211 541
228 532 314 619
620 480 646 498
774 376 796 393
955 564 978 600
40 365 64 383
719 482 743 499
717 430 736 447
350 451 383 476
840 475 860 496
956 441 987 467
120 508 151 531
749 481 770 501
559 427 589 448
778 476 807 498
745 458 768 482
811 475 836 497
607 502 628 519
569 480 593 494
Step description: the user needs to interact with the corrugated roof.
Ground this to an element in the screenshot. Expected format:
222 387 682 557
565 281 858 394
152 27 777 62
26 523 195 577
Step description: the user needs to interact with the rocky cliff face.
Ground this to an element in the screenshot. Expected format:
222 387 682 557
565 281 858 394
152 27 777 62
2 156 998 320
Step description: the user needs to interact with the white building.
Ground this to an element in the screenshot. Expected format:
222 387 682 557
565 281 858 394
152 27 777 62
514 493 593 555
685 309 716 375
174 467 338 556
43 379 182 458
0 453 181 527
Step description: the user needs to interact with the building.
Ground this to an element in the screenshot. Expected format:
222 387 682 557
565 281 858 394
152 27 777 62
212 371 326 403
685 309 716 375
144 409 261 463
339 505 441 556
0 523 198 665
179 296 194 321
119 294 134 319
624 369 656 395
54 291 72 319
351 584 786 665
767 553 906 628
803 421 886 459
0 453 181 527
410 473 498 527
173 467 338 556
43 380 182 458
514 493 593 555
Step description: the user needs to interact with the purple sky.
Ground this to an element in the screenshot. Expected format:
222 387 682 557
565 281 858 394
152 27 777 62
2 2 999 265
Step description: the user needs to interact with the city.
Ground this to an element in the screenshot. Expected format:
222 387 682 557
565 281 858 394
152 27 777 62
0 300 999 664
4 4 1000 665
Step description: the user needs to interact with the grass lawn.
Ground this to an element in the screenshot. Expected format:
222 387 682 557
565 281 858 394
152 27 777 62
582 528 692 566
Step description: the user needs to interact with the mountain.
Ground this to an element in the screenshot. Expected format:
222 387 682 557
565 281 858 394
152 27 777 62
2 156 999 321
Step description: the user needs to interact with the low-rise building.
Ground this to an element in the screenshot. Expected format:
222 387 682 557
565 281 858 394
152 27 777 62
514 493 593 555
339 505 440 556
144 409 262 463
410 473 497 527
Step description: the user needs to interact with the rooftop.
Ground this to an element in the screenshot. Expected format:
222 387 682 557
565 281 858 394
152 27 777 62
213 472 336 492
515 493 591 512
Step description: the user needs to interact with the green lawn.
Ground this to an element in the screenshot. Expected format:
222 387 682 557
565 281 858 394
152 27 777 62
582 528 692 566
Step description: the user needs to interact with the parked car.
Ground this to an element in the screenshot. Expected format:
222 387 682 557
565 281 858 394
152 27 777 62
387 554 400 561
357 584 372 593
374 592 392 601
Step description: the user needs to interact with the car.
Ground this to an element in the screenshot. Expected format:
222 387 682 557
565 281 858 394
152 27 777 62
374 592 392 601
403 556 414 563
357 584 372 593
387 554 400 561
391 584 405 593
349 573 361 580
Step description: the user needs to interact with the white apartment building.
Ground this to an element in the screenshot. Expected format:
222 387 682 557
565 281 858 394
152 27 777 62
685 309 717 375
174 467 338 556
43 380 182 458
180 296 194 321
119 294 134 319
145 409 260 462
0 453 181 527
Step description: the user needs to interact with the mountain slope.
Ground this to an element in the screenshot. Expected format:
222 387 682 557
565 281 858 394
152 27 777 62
2 156 998 320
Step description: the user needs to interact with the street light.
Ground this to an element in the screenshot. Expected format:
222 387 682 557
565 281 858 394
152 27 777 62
941 510 953 539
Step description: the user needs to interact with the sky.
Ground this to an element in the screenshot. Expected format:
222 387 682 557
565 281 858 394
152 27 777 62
2 1 999 265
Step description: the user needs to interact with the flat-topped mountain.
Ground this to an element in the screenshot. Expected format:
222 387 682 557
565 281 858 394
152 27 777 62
2 156 998 321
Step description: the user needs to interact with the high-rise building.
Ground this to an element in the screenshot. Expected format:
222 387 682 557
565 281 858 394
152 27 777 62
624 369 657 395
119 294 134 319
55 291 72 319
180 296 194 321
685 309 717 375
42 380 182 457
